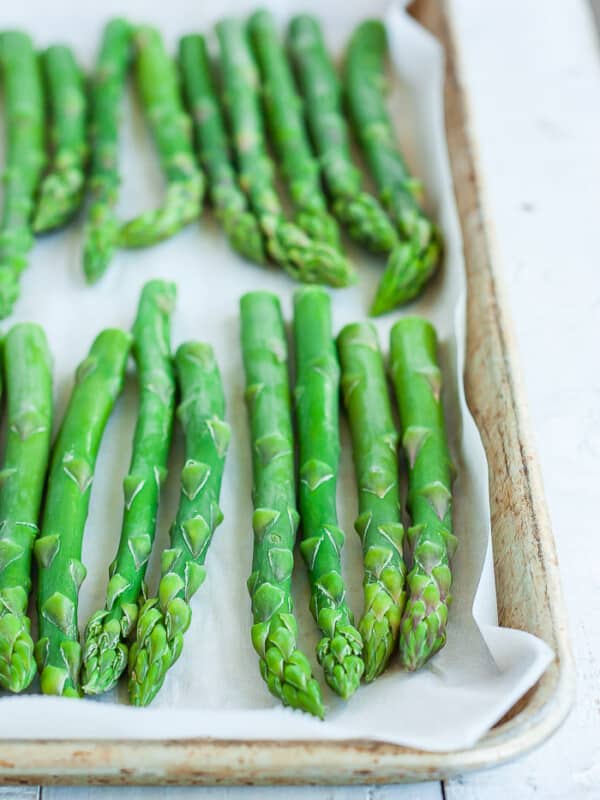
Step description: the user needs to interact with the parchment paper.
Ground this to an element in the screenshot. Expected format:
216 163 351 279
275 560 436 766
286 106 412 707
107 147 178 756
0 0 552 751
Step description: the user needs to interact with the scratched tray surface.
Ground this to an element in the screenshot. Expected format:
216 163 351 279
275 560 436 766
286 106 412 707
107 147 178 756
0 0 568 779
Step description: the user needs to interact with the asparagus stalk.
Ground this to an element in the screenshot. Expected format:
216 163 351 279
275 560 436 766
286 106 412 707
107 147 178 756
33 45 88 233
82 281 176 696
178 34 264 263
345 21 443 314
216 19 354 289
248 10 340 248
83 19 132 284
34 328 131 696
241 291 324 719
0 31 46 318
293 287 364 698
128 342 230 706
389 317 457 670
0 325 53 693
119 26 204 248
287 15 395 255
338 322 407 681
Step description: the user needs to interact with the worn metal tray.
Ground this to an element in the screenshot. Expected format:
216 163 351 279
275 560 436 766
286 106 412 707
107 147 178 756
0 0 575 785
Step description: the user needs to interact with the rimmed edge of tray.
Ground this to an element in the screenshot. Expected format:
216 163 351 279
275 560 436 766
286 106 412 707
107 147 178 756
0 0 575 785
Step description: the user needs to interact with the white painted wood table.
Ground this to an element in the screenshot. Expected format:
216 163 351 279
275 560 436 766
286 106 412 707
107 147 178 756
2 0 599 796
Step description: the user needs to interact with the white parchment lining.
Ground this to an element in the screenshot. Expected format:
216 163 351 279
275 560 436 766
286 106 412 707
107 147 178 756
0 0 552 751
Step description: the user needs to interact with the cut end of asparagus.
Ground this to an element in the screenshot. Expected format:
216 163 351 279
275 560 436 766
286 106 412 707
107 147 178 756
0 613 37 693
316 620 364 700
252 612 326 719
332 193 396 255
267 220 356 288
220 208 266 263
81 609 129 695
33 168 85 234
118 173 204 249
294 209 341 250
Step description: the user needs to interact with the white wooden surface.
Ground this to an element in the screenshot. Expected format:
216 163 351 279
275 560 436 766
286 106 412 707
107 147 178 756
2 0 599 797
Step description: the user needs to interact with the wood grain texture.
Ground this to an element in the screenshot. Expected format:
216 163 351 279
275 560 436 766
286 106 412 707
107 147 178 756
0 0 575 786
42 785 442 799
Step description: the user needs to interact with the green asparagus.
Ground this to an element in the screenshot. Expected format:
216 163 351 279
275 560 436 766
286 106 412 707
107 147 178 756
33 45 87 233
128 341 229 706
216 19 354 288
178 34 264 263
34 328 131 696
345 21 442 314
241 291 324 718
293 287 363 698
287 15 395 255
83 19 132 284
389 317 456 670
0 31 46 318
248 10 339 248
338 322 406 681
82 281 176 696
0 324 53 693
119 26 204 248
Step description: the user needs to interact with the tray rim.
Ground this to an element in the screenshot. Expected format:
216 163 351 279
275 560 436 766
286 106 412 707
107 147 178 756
0 0 575 785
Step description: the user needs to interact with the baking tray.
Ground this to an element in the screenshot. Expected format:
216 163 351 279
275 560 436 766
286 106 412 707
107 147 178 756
0 0 575 785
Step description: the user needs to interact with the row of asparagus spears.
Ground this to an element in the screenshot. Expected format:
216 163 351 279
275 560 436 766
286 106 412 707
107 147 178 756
0 13 441 318
0 280 455 718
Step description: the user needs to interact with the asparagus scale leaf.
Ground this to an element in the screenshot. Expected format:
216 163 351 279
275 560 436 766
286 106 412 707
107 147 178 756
241 291 324 719
0 324 53 693
287 15 396 256
390 317 456 670
119 26 204 248
0 31 46 318
338 322 407 681
294 287 364 698
83 19 133 284
34 328 131 696
34 45 88 233
345 21 443 314
82 280 176 696
216 19 354 289
179 34 265 264
128 342 230 706
248 10 340 248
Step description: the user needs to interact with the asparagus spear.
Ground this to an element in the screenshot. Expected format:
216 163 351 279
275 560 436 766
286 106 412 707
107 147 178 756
33 45 88 233
293 287 363 698
0 31 46 318
248 10 339 248
119 26 204 248
216 19 354 289
83 19 132 284
128 342 230 706
345 21 442 314
338 322 406 681
241 291 324 719
82 281 176 696
0 325 53 693
178 34 264 263
287 15 395 256
389 317 457 670
34 328 131 696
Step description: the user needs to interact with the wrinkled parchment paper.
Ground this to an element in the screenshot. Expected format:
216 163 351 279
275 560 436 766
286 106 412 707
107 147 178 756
0 0 552 751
